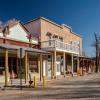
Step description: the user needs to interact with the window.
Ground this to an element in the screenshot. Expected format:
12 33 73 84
29 56 38 73
59 37 63 42
53 35 58 39
46 32 52 40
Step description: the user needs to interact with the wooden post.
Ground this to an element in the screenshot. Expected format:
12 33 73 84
63 52 66 77
27 54 29 79
71 54 74 76
38 55 40 74
77 56 79 70
40 54 42 81
77 56 80 75
54 50 56 78
51 53 54 79
25 51 28 83
82 58 84 75
5 48 9 86
16 56 18 76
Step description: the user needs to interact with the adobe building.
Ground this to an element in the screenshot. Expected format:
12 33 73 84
25 17 83 78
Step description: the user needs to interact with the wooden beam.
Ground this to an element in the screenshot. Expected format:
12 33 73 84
38 55 40 74
63 52 66 77
27 54 29 79
77 56 79 71
71 54 74 76
54 50 56 78
51 53 54 79
16 56 18 76
25 51 28 83
40 54 43 81
5 48 9 86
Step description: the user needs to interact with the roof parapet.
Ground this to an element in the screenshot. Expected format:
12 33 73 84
62 24 81 38
25 17 82 38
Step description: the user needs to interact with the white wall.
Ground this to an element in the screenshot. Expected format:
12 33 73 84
7 23 38 44
8 24 29 42
0 32 3 37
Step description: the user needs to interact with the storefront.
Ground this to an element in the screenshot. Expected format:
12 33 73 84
0 44 51 86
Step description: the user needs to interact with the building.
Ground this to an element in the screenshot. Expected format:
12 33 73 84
0 20 50 86
25 17 83 78
0 17 95 86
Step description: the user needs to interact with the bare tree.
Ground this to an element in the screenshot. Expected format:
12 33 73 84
94 33 100 72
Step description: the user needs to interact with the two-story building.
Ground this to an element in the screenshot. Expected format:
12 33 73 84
25 17 83 79
0 17 95 86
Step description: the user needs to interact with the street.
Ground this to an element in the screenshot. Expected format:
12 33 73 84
0 73 100 100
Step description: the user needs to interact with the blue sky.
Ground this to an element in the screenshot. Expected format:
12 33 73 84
0 0 100 57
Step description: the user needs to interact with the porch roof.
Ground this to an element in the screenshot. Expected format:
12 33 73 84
79 56 95 62
0 44 50 54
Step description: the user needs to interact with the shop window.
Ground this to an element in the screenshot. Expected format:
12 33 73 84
0 57 5 75
29 57 38 73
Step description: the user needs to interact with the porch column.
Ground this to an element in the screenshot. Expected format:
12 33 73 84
38 55 40 74
27 54 29 79
77 55 80 76
54 50 56 78
63 52 66 77
71 54 74 76
77 56 79 72
51 53 54 79
82 58 84 75
16 56 18 75
40 54 43 81
25 51 28 83
5 48 9 86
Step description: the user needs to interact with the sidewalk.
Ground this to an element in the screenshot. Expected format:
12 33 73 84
0 73 100 100
0 73 99 90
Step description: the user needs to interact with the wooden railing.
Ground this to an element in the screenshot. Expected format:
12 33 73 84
41 39 79 54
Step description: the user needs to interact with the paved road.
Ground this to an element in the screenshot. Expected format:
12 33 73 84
0 73 100 100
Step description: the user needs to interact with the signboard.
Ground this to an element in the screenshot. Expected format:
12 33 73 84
17 48 25 58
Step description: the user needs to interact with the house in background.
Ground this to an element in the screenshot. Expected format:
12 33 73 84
25 17 83 78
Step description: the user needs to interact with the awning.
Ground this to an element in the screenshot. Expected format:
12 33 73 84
0 44 50 54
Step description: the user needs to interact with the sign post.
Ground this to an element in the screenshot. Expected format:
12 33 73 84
18 48 25 90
